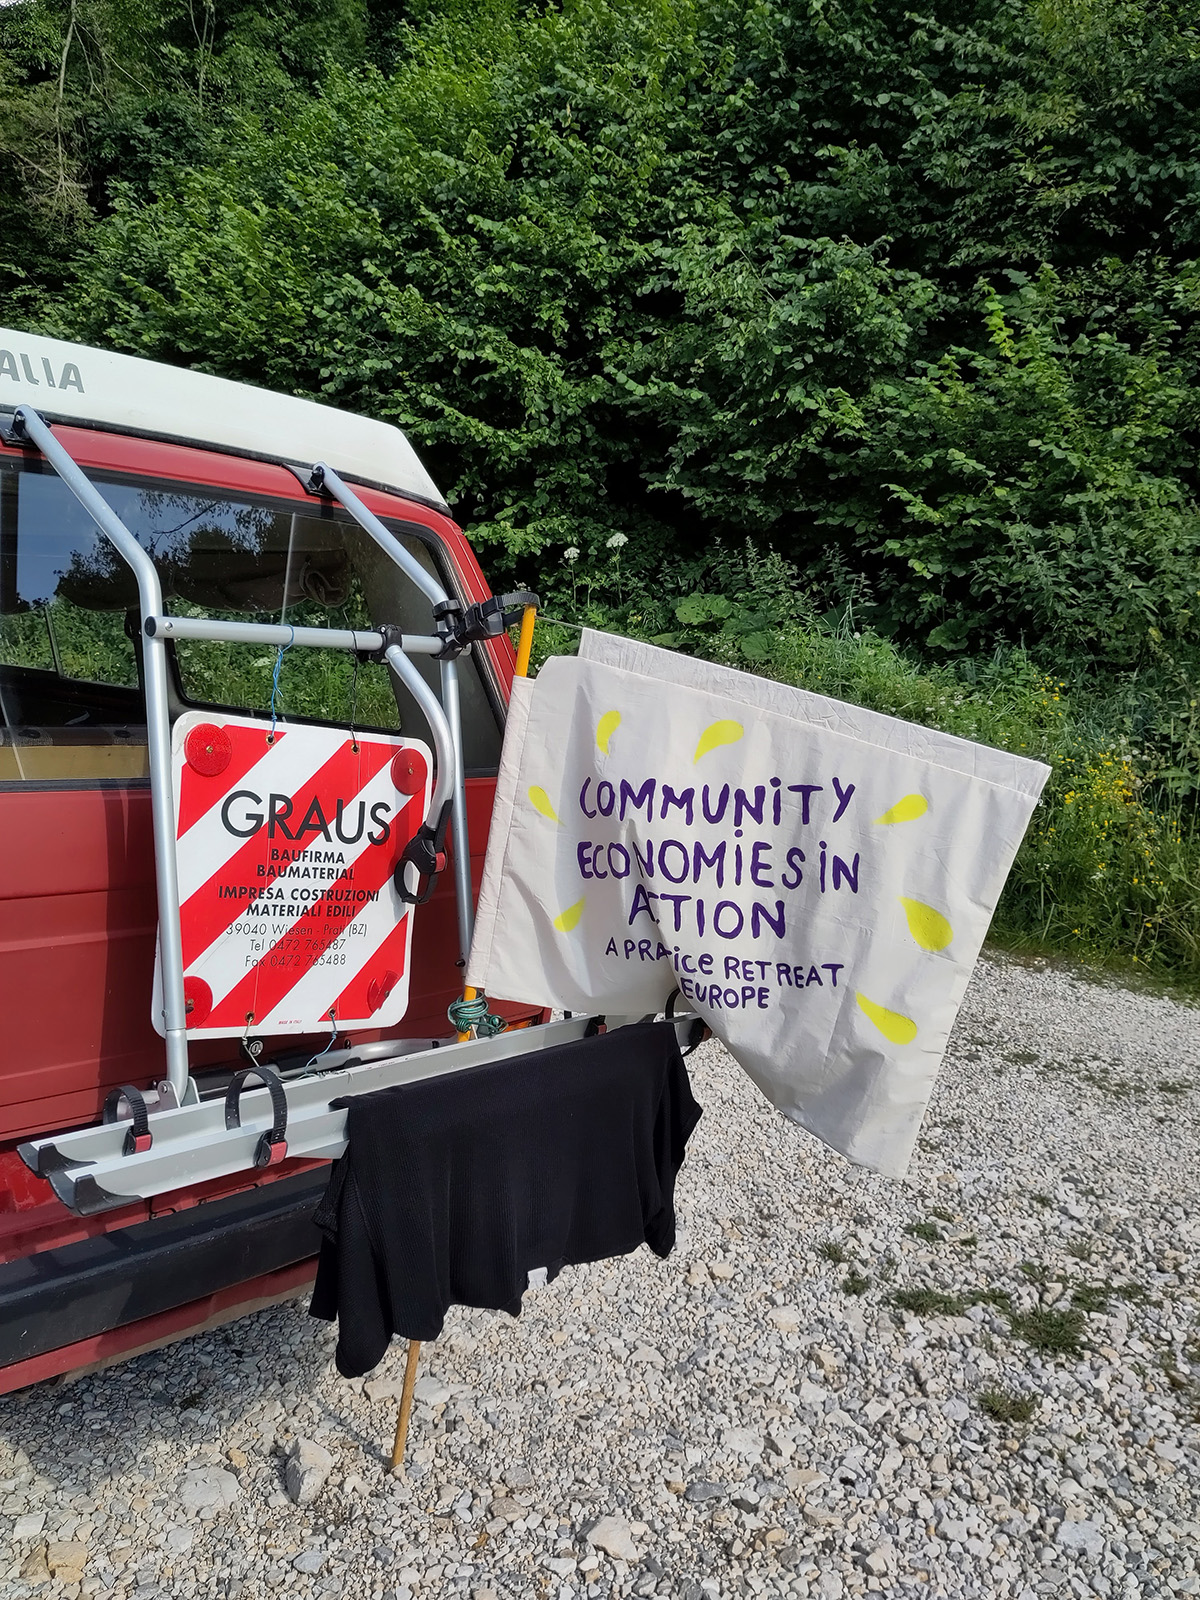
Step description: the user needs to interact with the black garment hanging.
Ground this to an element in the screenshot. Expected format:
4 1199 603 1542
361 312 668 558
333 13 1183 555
310 1020 702 1377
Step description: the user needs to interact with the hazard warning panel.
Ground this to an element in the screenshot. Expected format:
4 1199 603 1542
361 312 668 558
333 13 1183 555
152 712 433 1038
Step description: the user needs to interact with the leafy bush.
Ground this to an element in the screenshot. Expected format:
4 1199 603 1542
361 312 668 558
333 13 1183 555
28 0 1200 664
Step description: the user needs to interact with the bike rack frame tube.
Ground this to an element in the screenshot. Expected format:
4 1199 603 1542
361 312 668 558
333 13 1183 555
146 615 444 656
440 655 474 962
311 461 475 958
384 645 456 827
313 463 449 611
13 407 192 1103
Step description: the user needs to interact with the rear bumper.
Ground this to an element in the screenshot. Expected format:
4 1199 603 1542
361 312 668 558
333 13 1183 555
0 1166 327 1375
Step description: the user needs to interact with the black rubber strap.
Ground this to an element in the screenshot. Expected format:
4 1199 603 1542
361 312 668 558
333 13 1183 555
664 988 709 1054
224 1063 289 1168
683 1018 709 1056
102 1084 152 1157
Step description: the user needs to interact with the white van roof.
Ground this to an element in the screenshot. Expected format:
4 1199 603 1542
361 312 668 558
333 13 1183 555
0 327 447 513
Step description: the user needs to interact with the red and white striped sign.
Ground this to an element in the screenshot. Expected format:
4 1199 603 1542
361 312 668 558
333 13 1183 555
152 712 432 1038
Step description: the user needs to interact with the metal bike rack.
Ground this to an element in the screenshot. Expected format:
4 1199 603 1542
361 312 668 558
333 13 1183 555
10 407 531 1178
18 1014 704 1215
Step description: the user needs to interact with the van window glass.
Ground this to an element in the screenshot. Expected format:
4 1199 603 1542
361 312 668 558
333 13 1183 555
1 465 146 781
0 462 503 784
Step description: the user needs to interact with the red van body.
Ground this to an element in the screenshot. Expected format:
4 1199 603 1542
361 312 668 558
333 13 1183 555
0 423 532 1392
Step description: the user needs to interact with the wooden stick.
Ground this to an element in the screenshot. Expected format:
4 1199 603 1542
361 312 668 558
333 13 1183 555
391 1338 422 1472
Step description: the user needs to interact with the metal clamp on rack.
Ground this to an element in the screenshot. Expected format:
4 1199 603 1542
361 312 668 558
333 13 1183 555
225 1064 289 1168
429 591 540 659
395 798 453 906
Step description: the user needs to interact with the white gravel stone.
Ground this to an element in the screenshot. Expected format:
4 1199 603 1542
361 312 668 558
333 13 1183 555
1056 1520 1106 1558
721 1425 764 1459
177 1467 240 1513
586 1512 639 1560
412 1377 454 1405
285 1439 333 1505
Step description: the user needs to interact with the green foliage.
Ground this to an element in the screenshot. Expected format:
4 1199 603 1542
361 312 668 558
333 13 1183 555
1009 1305 1087 1356
0 596 137 686
892 1287 966 1317
172 601 401 730
978 1388 1039 1424
0 0 387 304
905 1220 942 1243
29 0 1198 659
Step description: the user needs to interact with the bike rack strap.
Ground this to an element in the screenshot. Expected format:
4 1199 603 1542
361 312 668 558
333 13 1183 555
225 1064 289 1168
103 1086 153 1157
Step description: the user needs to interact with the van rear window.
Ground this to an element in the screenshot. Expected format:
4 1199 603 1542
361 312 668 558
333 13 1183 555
0 462 503 785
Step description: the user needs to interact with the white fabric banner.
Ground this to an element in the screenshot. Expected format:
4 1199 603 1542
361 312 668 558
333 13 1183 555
467 635 1049 1176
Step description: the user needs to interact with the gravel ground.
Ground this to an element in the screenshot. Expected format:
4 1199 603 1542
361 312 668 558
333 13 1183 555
2 952 1198 1600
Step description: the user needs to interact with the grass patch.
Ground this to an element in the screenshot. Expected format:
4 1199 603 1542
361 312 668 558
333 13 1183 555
1010 1307 1087 1356
1032 1194 1053 1208
978 1388 1039 1424
842 1270 871 1296
954 1234 979 1249
1072 1280 1150 1312
974 1287 1015 1314
905 1221 942 1243
892 1283 1016 1325
1071 1284 1113 1314
818 1242 848 1265
892 1288 966 1317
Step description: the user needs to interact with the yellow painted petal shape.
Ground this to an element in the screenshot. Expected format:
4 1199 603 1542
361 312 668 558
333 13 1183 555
693 719 744 763
596 710 621 754
874 793 929 825
900 896 953 952
856 992 918 1045
528 785 559 822
553 897 586 933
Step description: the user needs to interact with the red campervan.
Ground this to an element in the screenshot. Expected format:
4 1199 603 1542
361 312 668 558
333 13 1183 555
0 328 540 1392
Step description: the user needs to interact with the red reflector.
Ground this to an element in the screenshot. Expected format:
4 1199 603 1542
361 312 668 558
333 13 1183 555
390 750 427 795
183 976 213 1028
185 723 232 777
367 969 400 1014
